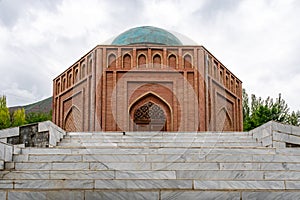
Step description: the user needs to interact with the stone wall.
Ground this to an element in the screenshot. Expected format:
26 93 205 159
0 121 66 148
7 124 49 147
251 121 300 148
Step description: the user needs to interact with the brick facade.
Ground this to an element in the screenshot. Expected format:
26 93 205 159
53 45 242 132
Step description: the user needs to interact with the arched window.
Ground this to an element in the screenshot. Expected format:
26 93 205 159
153 54 161 68
184 54 192 68
138 54 146 67
108 54 116 68
123 54 131 68
168 54 176 68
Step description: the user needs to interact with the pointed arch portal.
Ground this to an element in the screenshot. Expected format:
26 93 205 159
129 93 172 132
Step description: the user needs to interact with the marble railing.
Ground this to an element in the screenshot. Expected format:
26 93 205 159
37 121 66 147
251 121 300 148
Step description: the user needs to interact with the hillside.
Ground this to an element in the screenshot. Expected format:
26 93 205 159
9 97 52 114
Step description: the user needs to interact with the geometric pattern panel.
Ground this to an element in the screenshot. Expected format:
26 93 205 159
134 102 166 122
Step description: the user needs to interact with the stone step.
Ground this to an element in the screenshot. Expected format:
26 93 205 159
2 170 300 180
66 132 251 137
2 179 299 190
60 137 257 143
64 135 254 141
20 147 277 155
2 190 300 200
13 153 300 163
57 142 262 148
8 161 300 171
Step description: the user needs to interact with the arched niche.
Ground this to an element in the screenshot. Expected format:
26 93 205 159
108 53 116 68
137 53 147 67
153 54 162 68
183 54 192 68
168 54 177 68
123 53 131 68
64 106 82 132
216 107 233 131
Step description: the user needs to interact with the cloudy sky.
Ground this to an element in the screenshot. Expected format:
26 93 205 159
0 0 299 111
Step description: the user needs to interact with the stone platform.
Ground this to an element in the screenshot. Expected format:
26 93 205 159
0 121 300 199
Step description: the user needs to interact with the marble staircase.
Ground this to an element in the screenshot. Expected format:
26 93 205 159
1 131 300 199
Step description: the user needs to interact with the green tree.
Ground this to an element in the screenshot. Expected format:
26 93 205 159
288 111 300 126
0 95 11 129
25 111 52 124
243 90 298 131
12 108 26 127
242 89 251 131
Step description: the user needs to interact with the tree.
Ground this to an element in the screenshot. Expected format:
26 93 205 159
288 111 300 126
26 111 52 124
242 89 251 131
12 108 26 127
0 95 11 129
243 90 299 131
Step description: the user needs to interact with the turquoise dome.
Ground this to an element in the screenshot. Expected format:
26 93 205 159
111 26 183 46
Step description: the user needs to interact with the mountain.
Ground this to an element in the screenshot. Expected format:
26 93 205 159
9 97 52 114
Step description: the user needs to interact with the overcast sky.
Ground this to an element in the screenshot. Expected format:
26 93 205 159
0 0 299 111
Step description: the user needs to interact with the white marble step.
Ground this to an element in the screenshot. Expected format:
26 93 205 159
14 153 277 163
2 170 300 180
57 142 261 148
60 137 257 143
64 135 254 141
2 190 300 200
8 161 300 171
2 179 299 190
20 147 277 155
67 132 251 137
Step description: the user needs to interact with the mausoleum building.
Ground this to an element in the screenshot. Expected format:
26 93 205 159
52 26 243 132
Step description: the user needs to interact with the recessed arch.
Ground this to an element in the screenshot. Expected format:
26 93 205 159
88 59 93 74
123 53 132 69
216 107 233 131
56 82 60 95
62 78 66 91
167 53 177 68
107 53 117 68
152 53 162 68
129 92 173 131
68 73 72 87
137 53 147 68
81 63 86 78
183 53 193 68
74 69 79 83
64 106 82 132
